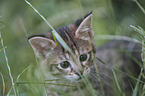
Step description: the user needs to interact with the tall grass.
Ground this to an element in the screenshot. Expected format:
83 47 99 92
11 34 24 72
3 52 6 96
0 72 5 96
132 0 145 14
24 0 97 95
0 0 145 96
130 1 145 94
130 25 145 96
0 32 16 95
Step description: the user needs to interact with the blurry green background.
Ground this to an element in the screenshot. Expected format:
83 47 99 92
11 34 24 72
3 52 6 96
0 0 145 95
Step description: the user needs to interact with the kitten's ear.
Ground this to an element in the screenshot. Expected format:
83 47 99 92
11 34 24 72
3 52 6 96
29 37 56 58
75 13 94 40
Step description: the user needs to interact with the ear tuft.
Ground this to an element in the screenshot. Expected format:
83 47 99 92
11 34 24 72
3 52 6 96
75 13 94 40
29 37 56 58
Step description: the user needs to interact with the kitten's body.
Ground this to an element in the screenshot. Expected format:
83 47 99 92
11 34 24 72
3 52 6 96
29 13 142 96
94 40 141 95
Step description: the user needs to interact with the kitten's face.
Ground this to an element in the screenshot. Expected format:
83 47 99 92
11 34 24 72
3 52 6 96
29 13 96 82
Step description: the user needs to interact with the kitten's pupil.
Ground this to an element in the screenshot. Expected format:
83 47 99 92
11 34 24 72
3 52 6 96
60 61 70 68
80 54 88 61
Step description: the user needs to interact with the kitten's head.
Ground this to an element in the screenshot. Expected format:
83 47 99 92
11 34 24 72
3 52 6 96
29 12 96 82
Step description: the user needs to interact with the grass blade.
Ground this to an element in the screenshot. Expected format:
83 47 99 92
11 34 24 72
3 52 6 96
95 35 141 43
132 0 145 14
25 1 97 95
16 66 30 81
15 81 77 87
0 32 16 96
132 68 143 96
0 72 5 96
112 69 125 96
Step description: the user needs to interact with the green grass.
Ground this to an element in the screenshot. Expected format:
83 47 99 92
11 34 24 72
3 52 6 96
0 0 145 96
25 1 97 95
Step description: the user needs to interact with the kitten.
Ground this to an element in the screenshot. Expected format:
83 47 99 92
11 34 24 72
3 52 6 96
28 12 142 96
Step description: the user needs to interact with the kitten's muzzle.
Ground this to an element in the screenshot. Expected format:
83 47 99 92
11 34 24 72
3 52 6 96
75 70 83 80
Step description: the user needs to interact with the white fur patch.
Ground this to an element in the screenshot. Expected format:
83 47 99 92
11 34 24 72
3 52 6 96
64 74 80 81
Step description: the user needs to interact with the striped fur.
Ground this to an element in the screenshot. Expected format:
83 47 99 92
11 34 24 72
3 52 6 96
29 12 142 96
29 13 95 83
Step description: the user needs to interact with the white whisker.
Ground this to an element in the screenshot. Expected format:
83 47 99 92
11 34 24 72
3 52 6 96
90 70 113 80
89 73 102 90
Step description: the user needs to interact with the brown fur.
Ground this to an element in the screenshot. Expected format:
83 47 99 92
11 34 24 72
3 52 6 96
29 13 142 96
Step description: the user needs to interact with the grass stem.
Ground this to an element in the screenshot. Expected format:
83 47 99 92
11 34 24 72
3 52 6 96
95 35 141 43
0 72 5 96
0 32 16 96
15 81 77 87
132 0 145 14
25 1 96 95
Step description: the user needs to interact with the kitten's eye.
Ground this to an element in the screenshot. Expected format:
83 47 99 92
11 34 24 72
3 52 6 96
80 54 88 61
60 61 70 68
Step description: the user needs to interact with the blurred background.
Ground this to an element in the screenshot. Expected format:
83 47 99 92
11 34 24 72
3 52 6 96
0 0 145 95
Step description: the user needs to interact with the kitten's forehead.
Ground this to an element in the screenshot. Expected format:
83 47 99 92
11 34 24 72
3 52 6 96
57 26 91 54
44 25 92 64
45 24 91 53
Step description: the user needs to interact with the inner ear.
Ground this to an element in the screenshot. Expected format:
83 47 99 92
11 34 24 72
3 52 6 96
75 13 94 40
29 36 56 58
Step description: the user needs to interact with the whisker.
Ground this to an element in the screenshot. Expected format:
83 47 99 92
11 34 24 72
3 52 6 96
89 73 103 95
90 72 114 90
90 70 113 80
89 74 99 87
90 72 113 88
89 73 101 88
58 79 68 88
89 75 95 85
90 72 110 83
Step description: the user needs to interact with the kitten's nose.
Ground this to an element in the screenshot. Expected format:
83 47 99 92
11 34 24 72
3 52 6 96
75 70 83 76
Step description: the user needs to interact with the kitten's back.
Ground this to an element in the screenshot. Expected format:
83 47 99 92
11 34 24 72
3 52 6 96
93 40 142 96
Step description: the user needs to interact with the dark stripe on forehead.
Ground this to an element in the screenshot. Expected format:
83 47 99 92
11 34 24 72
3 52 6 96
64 27 78 52
62 46 65 53
56 26 78 53
65 30 78 51
56 26 68 40
56 26 68 53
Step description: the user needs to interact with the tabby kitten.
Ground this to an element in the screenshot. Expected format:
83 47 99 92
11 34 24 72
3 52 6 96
29 12 141 96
